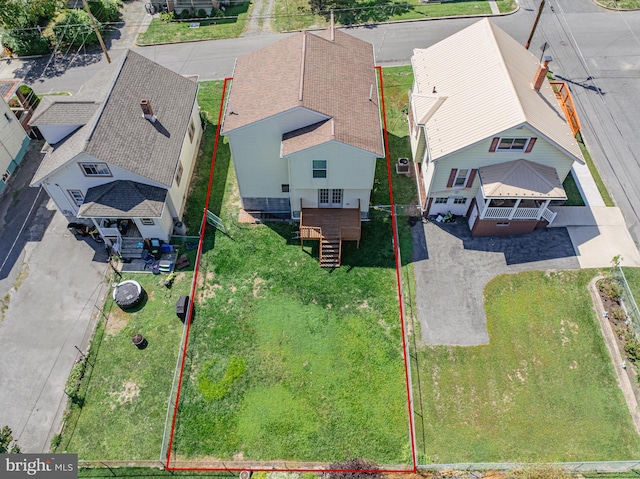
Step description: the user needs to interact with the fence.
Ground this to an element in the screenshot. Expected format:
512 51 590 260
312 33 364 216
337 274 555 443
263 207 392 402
612 265 640 338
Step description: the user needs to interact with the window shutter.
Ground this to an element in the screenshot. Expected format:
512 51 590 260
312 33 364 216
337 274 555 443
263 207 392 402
489 137 500 152
525 138 537 153
465 169 477 188
446 169 458 188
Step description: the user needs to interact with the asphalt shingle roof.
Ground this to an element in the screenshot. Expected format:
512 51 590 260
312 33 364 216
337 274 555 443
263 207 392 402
29 99 99 125
78 180 167 218
223 29 384 157
30 50 198 187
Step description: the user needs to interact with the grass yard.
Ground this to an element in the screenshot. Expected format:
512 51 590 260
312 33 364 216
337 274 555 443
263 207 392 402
137 5 249 45
413 270 640 463
579 135 615 207
58 273 193 459
169 77 412 464
562 171 586 206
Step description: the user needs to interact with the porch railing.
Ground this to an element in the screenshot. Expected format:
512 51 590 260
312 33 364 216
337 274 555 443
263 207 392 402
541 207 557 224
511 207 540 219
483 207 541 220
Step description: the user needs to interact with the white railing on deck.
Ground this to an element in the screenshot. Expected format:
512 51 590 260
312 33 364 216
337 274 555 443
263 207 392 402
483 207 512 219
541 207 557 224
511 207 539 219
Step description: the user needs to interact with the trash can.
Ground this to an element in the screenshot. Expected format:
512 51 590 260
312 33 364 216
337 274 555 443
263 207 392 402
174 221 187 236
176 295 190 322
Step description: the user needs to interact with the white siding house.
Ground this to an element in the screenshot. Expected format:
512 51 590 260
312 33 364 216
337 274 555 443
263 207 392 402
0 94 29 195
30 50 202 250
222 28 384 267
410 18 585 236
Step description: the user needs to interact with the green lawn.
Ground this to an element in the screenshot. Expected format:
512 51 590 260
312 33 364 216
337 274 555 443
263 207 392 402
596 0 640 8
579 135 615 207
58 273 192 459
170 77 411 464
413 270 640 463
137 5 249 45
562 171 586 206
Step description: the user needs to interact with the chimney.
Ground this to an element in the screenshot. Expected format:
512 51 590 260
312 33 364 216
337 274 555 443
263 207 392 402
140 98 157 123
533 56 552 91
330 10 334 42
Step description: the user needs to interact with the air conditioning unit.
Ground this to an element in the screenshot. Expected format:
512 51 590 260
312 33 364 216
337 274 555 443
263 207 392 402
396 157 410 175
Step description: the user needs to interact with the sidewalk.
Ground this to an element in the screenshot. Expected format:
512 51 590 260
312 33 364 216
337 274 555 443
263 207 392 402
550 158 640 268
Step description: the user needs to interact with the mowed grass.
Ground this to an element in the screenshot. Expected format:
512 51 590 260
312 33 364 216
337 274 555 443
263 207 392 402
60 273 192 459
414 270 640 463
171 79 411 464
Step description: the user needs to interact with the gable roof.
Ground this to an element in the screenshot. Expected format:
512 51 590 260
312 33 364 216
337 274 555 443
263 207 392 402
78 180 167 218
411 18 583 163
479 159 567 198
30 50 198 187
222 29 384 157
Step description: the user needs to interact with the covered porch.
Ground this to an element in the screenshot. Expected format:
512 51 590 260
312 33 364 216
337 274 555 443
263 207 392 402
300 205 361 268
470 159 567 236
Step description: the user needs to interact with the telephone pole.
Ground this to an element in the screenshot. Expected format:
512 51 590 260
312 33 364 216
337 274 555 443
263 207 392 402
525 0 546 50
82 0 111 63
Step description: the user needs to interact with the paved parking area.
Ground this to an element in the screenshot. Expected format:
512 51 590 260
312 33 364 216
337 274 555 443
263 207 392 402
412 220 580 346
0 143 108 452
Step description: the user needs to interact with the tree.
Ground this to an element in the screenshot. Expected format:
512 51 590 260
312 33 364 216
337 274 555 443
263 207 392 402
0 426 21 454
51 9 100 48
328 458 384 479
0 0 62 29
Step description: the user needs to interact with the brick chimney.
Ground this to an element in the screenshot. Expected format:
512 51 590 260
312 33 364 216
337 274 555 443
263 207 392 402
533 56 552 91
140 98 157 122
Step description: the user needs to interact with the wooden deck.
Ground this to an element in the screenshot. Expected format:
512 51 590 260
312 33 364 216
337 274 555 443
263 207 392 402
300 208 361 268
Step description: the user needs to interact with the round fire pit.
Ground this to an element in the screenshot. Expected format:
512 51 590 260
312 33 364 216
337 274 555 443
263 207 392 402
113 280 144 310
132 334 147 349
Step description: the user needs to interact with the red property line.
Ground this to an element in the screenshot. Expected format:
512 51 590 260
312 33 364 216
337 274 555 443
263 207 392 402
165 71 417 473
166 77 233 469
376 65 418 473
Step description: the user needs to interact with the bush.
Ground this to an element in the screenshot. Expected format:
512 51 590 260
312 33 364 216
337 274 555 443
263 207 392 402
87 0 121 23
52 9 100 48
65 357 88 402
197 8 208 18
599 277 623 302
179 9 194 20
1 30 51 56
611 307 627 320
159 11 174 22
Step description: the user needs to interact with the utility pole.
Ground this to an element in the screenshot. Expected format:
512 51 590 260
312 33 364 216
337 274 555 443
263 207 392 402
525 0 546 50
82 0 111 63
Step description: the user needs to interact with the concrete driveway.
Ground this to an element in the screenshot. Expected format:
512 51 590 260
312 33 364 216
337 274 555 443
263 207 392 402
412 220 580 346
0 142 108 452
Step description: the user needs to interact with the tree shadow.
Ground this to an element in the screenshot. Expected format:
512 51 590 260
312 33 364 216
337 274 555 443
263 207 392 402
318 1 413 25
10 50 104 84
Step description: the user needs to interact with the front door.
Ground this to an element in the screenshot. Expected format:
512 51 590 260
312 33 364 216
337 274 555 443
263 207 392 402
318 189 343 208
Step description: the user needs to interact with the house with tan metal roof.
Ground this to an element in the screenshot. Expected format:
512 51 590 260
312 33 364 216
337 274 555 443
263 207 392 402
222 28 384 267
29 50 202 251
409 18 585 237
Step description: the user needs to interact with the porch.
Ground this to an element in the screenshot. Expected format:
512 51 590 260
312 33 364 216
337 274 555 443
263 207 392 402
300 207 361 268
475 189 557 223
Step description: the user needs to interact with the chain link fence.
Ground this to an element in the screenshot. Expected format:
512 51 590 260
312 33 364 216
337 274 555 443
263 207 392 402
611 265 640 338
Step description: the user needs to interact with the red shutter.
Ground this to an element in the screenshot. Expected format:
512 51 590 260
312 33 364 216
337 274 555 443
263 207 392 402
525 138 537 153
489 137 500 152
446 169 458 188
465 169 477 188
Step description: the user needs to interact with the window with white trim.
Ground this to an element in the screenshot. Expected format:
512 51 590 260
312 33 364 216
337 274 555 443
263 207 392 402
434 197 448 204
453 197 467 205
454 169 469 187
497 138 528 151
188 118 195 143
312 159 327 179
80 163 111 176
175 162 184 186
68 189 84 206
141 218 155 225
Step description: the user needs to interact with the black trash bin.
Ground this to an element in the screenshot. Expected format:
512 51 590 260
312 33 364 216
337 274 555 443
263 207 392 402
176 295 190 323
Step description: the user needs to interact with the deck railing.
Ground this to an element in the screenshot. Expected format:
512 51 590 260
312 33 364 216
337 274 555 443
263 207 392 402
483 207 541 220
541 207 557 224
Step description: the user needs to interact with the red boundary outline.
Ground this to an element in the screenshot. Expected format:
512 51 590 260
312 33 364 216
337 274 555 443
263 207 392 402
165 69 418 474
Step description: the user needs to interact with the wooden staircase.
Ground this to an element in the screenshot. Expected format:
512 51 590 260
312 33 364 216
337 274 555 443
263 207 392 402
320 236 341 268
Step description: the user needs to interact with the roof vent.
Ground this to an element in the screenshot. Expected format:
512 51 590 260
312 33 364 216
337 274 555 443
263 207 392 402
140 98 157 123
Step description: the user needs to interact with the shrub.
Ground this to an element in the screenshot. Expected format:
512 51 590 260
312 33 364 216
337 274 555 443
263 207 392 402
65 357 88 402
197 8 208 18
611 307 627 321
179 9 194 20
159 11 174 22
52 9 100 48
1 30 51 56
599 277 623 302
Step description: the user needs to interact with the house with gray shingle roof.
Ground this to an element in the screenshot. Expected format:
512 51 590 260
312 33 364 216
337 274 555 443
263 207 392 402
410 19 585 237
221 28 384 267
29 50 202 249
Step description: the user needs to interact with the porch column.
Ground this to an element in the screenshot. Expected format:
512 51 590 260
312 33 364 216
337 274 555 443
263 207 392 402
536 199 551 220
507 199 522 220
480 197 490 219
